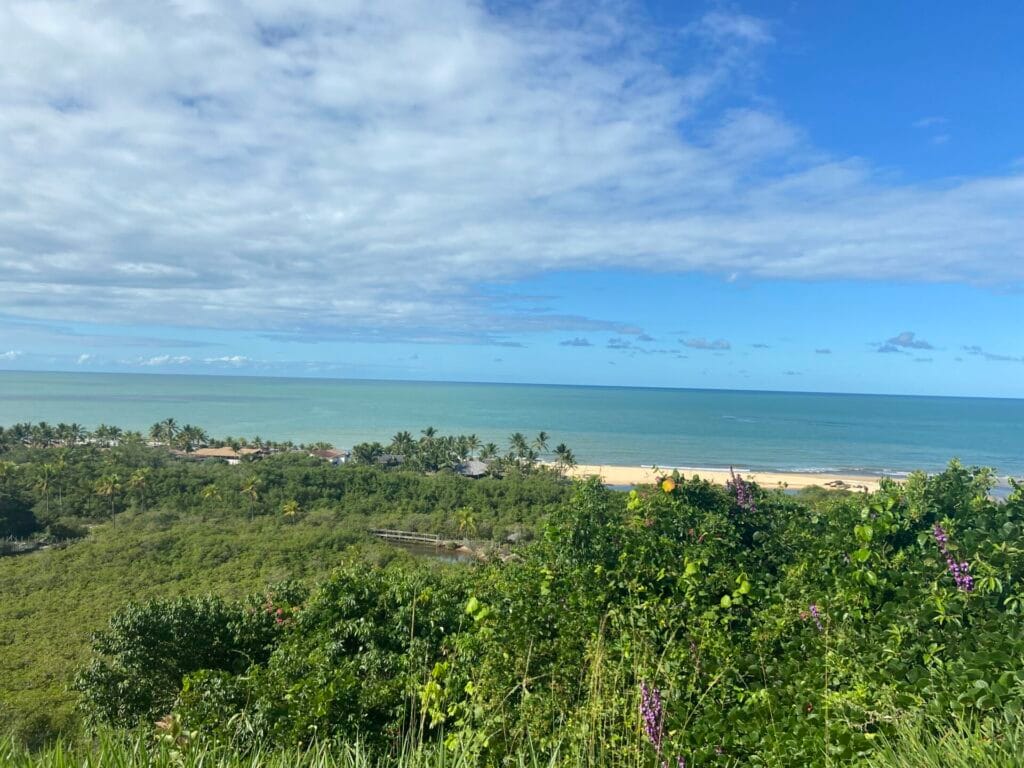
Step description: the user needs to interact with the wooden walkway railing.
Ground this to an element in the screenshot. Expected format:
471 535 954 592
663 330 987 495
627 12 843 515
369 528 443 545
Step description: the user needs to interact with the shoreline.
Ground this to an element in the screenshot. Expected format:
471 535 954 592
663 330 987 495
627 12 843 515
561 463 887 492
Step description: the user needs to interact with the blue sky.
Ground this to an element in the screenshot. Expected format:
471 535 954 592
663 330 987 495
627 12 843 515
0 0 1022 396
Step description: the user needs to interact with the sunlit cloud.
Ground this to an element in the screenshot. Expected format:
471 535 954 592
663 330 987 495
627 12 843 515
0 0 1021 345
203 355 251 366
138 355 192 366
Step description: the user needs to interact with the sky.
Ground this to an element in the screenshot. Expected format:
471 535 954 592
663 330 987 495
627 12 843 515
1 0 1022 397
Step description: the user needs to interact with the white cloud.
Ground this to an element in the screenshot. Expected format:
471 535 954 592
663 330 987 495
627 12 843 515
203 355 251 366
76 353 94 364
0 349 24 361
0 1 1021 342
138 355 192 366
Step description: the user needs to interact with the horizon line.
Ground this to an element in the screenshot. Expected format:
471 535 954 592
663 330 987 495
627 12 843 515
2 366 1022 402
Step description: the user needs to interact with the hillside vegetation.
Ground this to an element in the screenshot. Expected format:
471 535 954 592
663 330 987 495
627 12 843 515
0 427 570 744
2 424 1023 765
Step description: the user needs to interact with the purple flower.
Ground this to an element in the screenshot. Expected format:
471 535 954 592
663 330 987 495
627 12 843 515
640 681 664 753
933 524 973 592
641 682 688 768
809 603 824 632
727 467 757 513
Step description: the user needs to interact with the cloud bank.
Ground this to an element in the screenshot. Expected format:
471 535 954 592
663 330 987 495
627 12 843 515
1 0 1022 343
682 338 731 351
886 332 934 350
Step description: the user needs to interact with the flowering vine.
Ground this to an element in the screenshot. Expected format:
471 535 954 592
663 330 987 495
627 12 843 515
932 523 973 592
727 468 756 513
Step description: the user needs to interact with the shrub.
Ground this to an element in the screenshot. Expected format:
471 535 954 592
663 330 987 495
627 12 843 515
74 591 299 727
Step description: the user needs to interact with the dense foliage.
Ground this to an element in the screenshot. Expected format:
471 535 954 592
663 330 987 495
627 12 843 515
61 462 1024 766
0 429 570 542
0 429 570 746
4 422 1021 764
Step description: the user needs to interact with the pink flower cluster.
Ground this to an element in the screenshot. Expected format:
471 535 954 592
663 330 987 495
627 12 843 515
264 597 288 625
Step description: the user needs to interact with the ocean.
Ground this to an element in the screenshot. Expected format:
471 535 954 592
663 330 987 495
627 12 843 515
0 370 1021 478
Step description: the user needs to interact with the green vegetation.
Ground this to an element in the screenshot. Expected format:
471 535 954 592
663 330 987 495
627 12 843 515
3 421 1023 765
867 714 1024 767
0 421 572 542
0 422 571 746
5 715 1024 768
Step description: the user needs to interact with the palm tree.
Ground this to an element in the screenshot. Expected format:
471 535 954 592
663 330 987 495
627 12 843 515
509 432 529 459
149 419 178 445
31 422 54 447
553 443 576 475
94 473 121 517
533 431 550 454
524 448 539 468
200 483 222 507
122 430 144 445
128 468 151 511
479 443 499 461
34 463 54 518
53 453 67 515
465 434 481 458
281 499 300 522
94 424 122 446
352 442 384 466
160 418 178 442
148 417 179 445
67 423 86 446
390 431 415 456
176 425 208 452
57 423 84 448
241 475 260 521
0 461 18 500
456 507 477 538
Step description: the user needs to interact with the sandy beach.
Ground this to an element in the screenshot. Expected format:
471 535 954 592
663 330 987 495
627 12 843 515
562 463 885 492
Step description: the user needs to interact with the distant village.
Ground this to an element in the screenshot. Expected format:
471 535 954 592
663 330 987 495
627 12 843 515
0 420 573 480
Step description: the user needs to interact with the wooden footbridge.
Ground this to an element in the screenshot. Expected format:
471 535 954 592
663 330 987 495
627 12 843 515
369 528 446 546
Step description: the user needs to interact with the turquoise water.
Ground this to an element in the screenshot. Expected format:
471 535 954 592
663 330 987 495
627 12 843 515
0 371 1022 476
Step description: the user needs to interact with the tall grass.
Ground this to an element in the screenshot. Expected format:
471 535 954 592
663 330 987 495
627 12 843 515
868 715 1024 768
0 731 595 768
0 732 524 768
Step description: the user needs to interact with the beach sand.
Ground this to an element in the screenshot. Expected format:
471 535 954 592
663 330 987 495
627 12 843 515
562 464 884 492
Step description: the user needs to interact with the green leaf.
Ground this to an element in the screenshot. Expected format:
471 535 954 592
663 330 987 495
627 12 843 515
854 524 873 543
